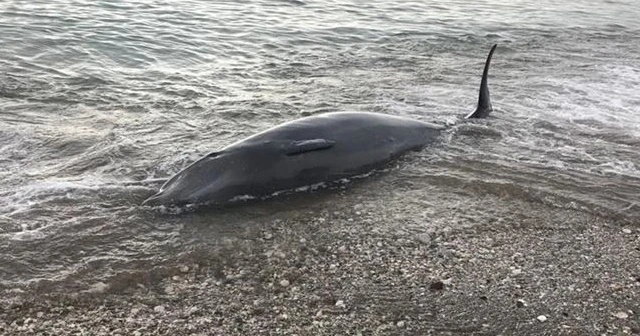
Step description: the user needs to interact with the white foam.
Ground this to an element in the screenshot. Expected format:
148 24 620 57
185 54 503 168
9 229 46 241
229 194 257 202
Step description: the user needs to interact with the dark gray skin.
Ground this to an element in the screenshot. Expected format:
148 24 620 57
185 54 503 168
143 44 497 207
143 112 443 206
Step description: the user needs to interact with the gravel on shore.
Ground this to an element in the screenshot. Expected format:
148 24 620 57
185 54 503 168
1 194 639 336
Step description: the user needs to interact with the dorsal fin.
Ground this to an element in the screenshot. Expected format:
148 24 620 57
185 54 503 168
284 139 335 156
467 44 497 119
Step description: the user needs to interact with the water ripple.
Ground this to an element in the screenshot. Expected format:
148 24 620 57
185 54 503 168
1 0 639 294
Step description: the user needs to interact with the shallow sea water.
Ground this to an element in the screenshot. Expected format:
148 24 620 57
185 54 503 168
1 0 639 294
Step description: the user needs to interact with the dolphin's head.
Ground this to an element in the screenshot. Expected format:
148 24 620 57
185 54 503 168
142 150 238 206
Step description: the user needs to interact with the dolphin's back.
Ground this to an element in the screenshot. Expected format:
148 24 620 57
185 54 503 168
232 112 442 150
216 112 443 196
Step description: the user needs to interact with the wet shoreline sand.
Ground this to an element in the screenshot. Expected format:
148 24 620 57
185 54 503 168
2 193 639 335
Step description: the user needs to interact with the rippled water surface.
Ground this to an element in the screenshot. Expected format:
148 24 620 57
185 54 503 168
1 0 639 294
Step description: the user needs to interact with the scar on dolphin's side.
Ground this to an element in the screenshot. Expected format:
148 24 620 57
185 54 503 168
143 44 498 207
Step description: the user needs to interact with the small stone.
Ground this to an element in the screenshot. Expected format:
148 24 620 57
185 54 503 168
335 300 346 309
130 308 140 316
179 265 190 273
154 305 165 313
172 275 181 281
429 281 444 290
613 312 629 319
88 282 108 293
274 251 286 258
516 299 526 308
264 233 273 240
376 241 383 247
610 283 623 291
299 238 307 243
279 279 290 287
165 285 176 295
511 268 522 276
36 312 44 318
316 310 323 317
622 228 632 234
396 321 406 328
537 315 547 322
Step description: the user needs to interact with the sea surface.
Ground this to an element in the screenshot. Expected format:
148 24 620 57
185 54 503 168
1 0 639 296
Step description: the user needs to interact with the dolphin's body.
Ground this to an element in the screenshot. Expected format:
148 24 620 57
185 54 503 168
143 44 498 207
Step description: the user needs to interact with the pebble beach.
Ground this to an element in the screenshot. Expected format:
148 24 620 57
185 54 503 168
2 192 639 335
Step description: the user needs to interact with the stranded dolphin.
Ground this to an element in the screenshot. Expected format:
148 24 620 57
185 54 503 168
143 44 498 207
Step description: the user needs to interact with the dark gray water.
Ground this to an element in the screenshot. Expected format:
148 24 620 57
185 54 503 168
1 0 639 295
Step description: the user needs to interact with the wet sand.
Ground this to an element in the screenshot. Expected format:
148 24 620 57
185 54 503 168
1 190 638 336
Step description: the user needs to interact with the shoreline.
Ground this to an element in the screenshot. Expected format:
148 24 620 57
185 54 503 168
2 202 638 335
